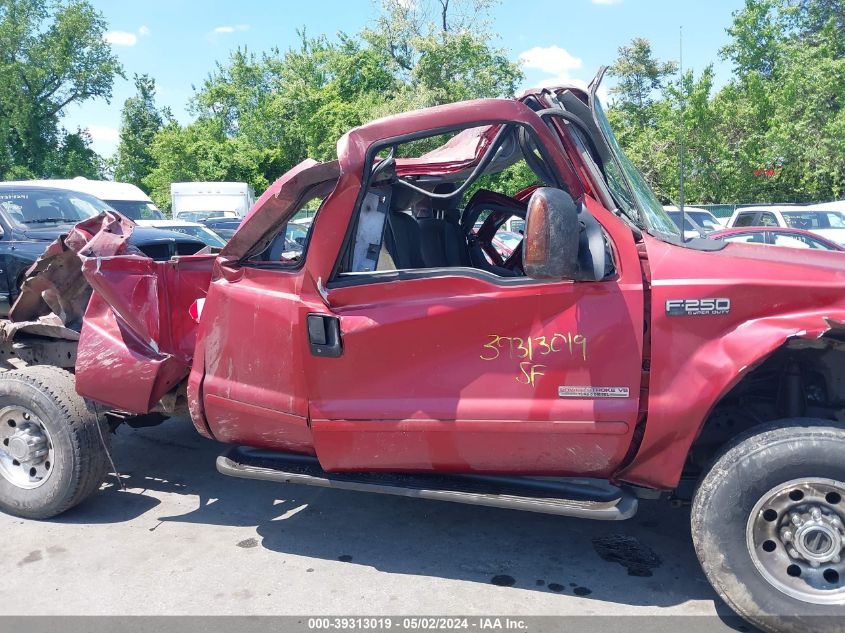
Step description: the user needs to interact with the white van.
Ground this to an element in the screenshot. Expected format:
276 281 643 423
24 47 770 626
170 182 255 221
4 177 164 220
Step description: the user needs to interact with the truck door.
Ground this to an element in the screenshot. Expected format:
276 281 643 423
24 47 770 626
300 105 643 477
303 202 643 476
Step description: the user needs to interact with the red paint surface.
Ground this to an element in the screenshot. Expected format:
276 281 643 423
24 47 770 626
76 254 215 412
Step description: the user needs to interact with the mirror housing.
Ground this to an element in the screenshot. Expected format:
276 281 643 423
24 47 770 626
523 188 580 280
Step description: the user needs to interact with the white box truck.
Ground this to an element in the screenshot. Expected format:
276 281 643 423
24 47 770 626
170 182 255 221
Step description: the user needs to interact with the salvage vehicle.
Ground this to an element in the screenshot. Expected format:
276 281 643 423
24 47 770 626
6 177 166 220
709 227 845 251
0 69 844 633
727 205 845 246
135 219 227 249
197 216 242 241
0 185 208 315
664 205 722 239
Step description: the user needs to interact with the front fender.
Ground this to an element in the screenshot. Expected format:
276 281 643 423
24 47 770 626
617 309 845 489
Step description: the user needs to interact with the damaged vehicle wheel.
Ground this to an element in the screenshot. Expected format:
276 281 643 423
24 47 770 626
0 366 109 519
692 420 845 633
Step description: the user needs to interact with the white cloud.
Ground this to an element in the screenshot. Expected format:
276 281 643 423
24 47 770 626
86 125 120 143
85 124 120 158
518 45 608 102
213 24 250 34
138 25 151 37
103 31 137 46
592 0 622 4
519 45 583 76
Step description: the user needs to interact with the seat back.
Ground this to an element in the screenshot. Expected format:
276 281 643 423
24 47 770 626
383 210 424 269
418 209 471 268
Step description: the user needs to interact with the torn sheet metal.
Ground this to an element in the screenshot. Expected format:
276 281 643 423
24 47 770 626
6 210 214 413
9 212 134 327
221 159 340 261
74 252 215 413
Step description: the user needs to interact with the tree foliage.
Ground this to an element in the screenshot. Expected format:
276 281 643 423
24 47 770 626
608 0 845 204
144 0 522 209
113 74 171 191
0 0 121 178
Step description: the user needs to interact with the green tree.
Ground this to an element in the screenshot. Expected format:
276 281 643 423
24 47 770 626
608 38 677 129
147 0 521 206
0 0 122 178
605 0 845 204
43 128 102 178
113 74 171 191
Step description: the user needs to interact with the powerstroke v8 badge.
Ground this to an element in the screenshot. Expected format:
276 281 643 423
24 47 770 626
666 298 731 316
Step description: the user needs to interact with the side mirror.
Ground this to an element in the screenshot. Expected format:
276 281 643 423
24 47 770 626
523 188 580 280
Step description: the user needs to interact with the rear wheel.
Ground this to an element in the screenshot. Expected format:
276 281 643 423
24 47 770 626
0 367 109 519
692 420 845 633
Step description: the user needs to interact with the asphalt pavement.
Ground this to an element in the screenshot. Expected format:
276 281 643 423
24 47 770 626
2 416 752 632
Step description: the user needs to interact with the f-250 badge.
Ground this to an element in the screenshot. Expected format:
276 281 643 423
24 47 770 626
666 298 731 316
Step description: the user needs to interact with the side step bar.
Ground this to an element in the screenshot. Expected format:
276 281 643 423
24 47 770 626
217 447 638 521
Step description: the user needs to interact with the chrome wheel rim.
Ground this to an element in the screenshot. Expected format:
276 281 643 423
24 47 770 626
747 477 845 605
0 406 54 490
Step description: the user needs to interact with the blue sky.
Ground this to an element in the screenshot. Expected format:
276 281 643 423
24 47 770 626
63 0 746 157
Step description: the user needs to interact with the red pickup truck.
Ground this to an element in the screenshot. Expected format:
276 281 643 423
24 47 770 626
0 71 843 632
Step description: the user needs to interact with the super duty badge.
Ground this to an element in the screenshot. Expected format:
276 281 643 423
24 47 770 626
666 298 731 316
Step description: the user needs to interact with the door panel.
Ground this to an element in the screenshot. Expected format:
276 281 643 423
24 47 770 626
306 272 643 476
196 266 315 454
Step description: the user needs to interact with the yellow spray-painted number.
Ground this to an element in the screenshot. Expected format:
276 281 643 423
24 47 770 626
480 332 588 387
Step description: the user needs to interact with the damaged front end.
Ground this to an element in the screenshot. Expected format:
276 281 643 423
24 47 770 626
2 211 216 415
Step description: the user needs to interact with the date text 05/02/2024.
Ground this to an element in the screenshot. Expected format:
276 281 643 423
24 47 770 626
307 616 529 630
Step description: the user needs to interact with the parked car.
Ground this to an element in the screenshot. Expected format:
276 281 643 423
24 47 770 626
0 185 206 314
664 206 723 238
197 217 242 241
171 182 255 220
709 226 845 251
4 177 165 220
806 200 845 213
491 230 523 258
136 219 227 249
727 205 845 245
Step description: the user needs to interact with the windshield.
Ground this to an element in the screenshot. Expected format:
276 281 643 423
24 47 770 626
782 210 845 230
592 98 680 237
163 225 227 248
687 211 721 232
667 212 697 232
0 188 107 227
105 199 163 220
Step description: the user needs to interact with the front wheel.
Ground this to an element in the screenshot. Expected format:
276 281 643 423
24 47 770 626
0 366 109 519
692 420 845 633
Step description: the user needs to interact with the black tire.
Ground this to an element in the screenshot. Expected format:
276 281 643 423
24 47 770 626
692 420 845 633
0 366 109 519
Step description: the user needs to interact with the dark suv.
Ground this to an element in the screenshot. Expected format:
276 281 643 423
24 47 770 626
0 185 207 314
